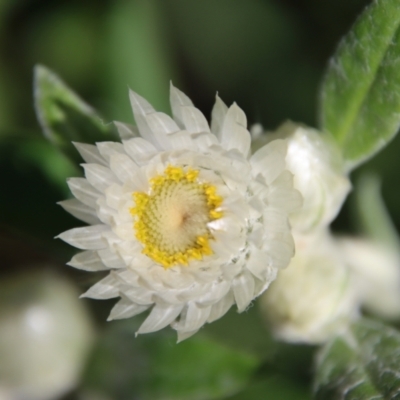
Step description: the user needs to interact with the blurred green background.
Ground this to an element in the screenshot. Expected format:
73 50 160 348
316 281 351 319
2 0 396 399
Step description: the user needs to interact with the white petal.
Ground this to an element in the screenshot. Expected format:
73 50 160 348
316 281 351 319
137 303 184 334
123 137 158 164
192 132 219 151
207 291 235 323
105 184 126 210
211 94 228 138
129 90 160 146
167 131 197 151
265 235 294 269
67 178 100 208
153 291 183 305
129 89 155 115
108 297 149 321
96 141 126 162
246 248 269 280
109 153 139 182
231 102 247 127
73 142 107 165
233 271 255 312
68 250 109 271
81 273 120 299
181 106 210 133
100 229 122 249
250 139 287 184
269 171 303 212
262 209 290 233
174 302 211 332
83 164 118 192
96 197 117 225
220 260 243 281
57 225 109 250
114 269 139 286
156 268 195 289
196 281 231 307
123 287 154 305
58 198 100 225
169 82 194 128
113 222 135 241
220 103 251 157
145 112 179 134
98 248 126 269
177 329 199 343
114 121 139 139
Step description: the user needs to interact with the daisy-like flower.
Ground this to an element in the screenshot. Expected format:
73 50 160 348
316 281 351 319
58 84 302 340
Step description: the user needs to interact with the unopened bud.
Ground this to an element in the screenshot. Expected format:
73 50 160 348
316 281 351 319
259 231 358 344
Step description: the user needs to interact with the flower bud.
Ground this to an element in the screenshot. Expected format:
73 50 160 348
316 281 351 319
259 231 358 344
252 122 351 232
0 271 94 400
338 237 400 320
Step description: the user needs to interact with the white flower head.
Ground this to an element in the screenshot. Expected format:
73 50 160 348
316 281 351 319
252 122 351 233
338 237 400 320
260 231 358 344
58 84 302 341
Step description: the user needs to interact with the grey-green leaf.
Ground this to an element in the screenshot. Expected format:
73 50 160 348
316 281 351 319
320 0 400 171
34 65 117 164
314 318 400 400
353 173 400 250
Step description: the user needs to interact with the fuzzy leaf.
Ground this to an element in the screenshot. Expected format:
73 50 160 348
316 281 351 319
354 173 400 250
314 318 400 399
320 0 400 170
34 65 117 164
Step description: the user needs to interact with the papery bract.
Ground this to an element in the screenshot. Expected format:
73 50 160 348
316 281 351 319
253 122 351 233
57 85 302 340
260 230 358 344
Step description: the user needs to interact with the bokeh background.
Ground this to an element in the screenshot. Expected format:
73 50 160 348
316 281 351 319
1 0 395 399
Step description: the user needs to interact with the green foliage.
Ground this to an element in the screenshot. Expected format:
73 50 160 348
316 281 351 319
104 0 175 121
320 0 400 170
354 173 400 250
34 65 117 165
226 376 311 400
83 319 259 400
314 318 400 399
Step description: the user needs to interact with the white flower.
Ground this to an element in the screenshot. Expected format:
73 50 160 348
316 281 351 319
338 237 400 320
260 230 358 344
58 84 301 341
252 122 351 233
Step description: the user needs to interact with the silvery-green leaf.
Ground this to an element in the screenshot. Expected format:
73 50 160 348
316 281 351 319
34 65 117 164
314 318 400 399
354 173 400 250
320 0 400 170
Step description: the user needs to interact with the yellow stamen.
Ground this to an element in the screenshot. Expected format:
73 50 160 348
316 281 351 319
130 165 224 268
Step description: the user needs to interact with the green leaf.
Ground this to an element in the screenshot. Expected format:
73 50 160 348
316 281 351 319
314 318 400 399
104 0 175 121
34 65 117 164
320 0 400 170
83 319 259 400
225 376 311 400
145 333 259 400
353 173 400 250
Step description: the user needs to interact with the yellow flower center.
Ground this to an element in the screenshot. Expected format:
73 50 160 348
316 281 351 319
130 165 224 268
